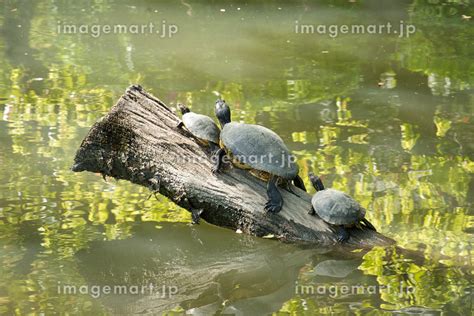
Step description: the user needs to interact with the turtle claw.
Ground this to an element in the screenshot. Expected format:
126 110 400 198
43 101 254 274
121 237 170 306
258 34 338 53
265 175 283 214
264 201 282 214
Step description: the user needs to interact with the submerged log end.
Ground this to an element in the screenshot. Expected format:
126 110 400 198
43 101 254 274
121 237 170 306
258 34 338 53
73 85 396 248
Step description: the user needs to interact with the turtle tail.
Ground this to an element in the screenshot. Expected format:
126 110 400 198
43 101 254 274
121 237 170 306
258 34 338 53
361 218 376 231
293 175 307 192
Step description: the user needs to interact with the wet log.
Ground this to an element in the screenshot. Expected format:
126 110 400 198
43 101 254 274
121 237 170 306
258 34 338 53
72 85 395 248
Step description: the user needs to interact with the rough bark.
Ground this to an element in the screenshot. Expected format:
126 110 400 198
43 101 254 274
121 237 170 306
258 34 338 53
72 85 395 248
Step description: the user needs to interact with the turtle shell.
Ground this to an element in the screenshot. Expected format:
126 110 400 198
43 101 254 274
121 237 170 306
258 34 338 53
311 189 365 225
182 112 220 144
220 122 298 179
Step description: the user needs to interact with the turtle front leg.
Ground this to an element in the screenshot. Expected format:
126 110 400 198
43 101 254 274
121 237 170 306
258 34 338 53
264 175 283 214
336 226 350 243
308 205 316 216
211 148 226 174
176 120 184 129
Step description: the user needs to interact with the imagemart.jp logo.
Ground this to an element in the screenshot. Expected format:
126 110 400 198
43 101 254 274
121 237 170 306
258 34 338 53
56 21 179 38
295 281 416 298
57 282 179 299
295 20 416 38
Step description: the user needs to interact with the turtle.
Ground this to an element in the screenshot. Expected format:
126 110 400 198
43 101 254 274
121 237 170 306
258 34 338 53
307 172 376 243
177 103 220 152
176 104 220 224
212 99 306 213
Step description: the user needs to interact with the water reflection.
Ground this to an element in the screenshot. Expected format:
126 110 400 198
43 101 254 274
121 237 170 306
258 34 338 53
0 0 472 314
75 223 315 314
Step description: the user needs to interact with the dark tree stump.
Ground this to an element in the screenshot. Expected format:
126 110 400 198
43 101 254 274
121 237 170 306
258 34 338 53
72 85 395 248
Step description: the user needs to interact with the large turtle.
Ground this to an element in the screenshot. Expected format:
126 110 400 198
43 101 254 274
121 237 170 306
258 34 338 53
213 99 306 213
177 103 220 152
307 173 376 243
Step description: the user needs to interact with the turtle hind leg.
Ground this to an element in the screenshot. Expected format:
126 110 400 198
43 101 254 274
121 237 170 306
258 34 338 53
361 218 376 231
293 175 307 192
336 226 350 243
264 175 283 214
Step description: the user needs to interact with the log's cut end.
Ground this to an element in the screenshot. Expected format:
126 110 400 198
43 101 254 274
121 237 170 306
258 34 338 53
72 84 396 248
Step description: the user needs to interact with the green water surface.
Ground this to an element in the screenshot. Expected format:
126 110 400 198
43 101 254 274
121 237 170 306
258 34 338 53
0 0 472 314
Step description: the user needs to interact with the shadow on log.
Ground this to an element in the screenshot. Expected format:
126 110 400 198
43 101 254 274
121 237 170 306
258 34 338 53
72 85 395 248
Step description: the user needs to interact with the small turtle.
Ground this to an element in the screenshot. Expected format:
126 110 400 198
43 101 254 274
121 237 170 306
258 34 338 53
308 173 376 243
213 99 306 213
177 103 220 152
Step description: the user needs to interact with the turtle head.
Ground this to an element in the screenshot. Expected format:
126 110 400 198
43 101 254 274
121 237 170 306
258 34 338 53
308 172 325 191
215 99 231 128
177 103 190 115
71 162 86 172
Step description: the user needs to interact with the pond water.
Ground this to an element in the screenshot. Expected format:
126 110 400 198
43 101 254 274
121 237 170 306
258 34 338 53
0 0 472 314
